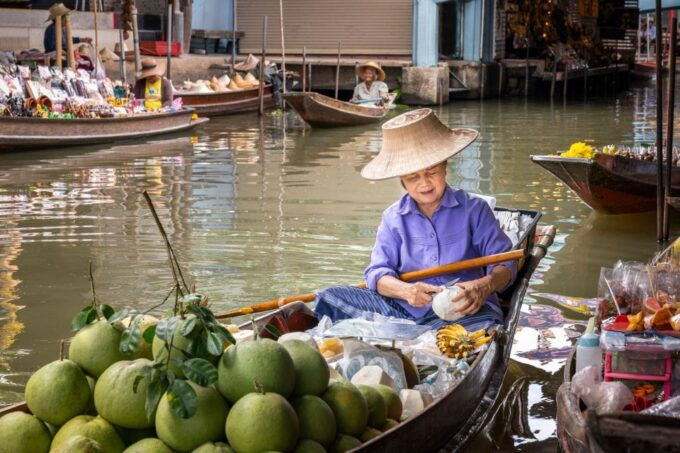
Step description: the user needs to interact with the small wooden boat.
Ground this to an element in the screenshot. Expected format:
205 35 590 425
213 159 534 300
0 109 208 151
531 153 680 215
178 85 276 117
557 348 680 453
0 211 555 453
283 92 396 128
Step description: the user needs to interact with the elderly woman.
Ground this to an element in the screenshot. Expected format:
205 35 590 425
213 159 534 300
351 61 389 106
314 109 516 331
133 58 174 111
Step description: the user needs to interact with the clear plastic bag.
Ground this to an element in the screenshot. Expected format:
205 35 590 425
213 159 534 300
640 395 680 418
571 365 633 414
336 339 408 391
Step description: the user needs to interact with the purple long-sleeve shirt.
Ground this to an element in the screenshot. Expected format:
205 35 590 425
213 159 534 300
364 186 516 318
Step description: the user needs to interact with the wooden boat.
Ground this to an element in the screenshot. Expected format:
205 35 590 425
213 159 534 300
0 109 208 151
531 153 680 215
177 85 276 117
283 92 396 128
0 211 555 453
557 348 680 453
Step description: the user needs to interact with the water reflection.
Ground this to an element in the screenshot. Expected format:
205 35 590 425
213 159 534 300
1 85 680 450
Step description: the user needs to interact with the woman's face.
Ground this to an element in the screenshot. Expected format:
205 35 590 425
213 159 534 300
400 162 447 208
362 68 376 82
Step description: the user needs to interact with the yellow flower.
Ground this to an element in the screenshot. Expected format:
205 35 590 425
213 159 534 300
561 142 595 159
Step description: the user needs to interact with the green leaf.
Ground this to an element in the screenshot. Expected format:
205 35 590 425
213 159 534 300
101 304 115 320
182 358 218 387
211 324 236 346
199 307 216 322
108 308 131 323
142 325 156 344
133 366 152 393
168 379 198 419
263 324 282 339
181 293 203 306
120 324 142 357
145 379 167 423
188 336 210 361
71 306 95 332
156 317 178 342
206 332 223 357
180 315 198 337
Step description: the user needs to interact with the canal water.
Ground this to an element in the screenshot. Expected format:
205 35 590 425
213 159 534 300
0 83 676 451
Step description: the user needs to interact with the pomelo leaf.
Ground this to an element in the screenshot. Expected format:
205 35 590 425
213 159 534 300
157 316 178 342
120 323 142 356
181 315 197 337
168 379 198 419
101 304 115 320
188 335 210 361
71 306 95 332
107 308 129 323
263 324 282 339
206 332 223 356
183 358 218 387
133 365 153 393
146 379 167 422
211 324 236 346
142 324 156 344
181 293 203 306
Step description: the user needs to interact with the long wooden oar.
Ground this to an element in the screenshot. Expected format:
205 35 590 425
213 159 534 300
215 249 524 319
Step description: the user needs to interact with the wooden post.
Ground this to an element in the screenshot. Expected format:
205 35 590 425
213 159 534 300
93 0 99 78
64 14 75 70
355 60 358 86
258 15 267 116
584 50 588 100
278 0 286 96
498 61 503 97
656 0 664 242
308 62 312 91
119 28 126 82
301 46 306 92
334 41 341 99
550 59 557 101
664 16 677 241
524 14 530 97
132 6 141 74
563 65 568 102
231 0 237 68
167 1 173 80
55 15 62 70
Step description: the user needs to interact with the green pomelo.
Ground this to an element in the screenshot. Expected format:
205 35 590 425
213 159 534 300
321 381 368 437
51 415 125 453
329 435 361 453
357 385 387 429
226 392 299 453
293 439 326 453
359 427 381 442
381 418 399 432
0 412 51 453
291 395 336 447
122 438 173 453
151 322 194 378
281 340 330 396
94 359 154 428
69 320 125 378
372 385 402 421
114 427 156 446
121 315 158 360
193 442 236 453
25 359 91 425
155 382 229 453
51 434 104 453
217 339 295 403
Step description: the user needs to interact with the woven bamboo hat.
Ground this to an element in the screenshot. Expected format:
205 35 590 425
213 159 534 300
360 109 478 180
356 61 386 81
46 3 70 21
136 58 166 79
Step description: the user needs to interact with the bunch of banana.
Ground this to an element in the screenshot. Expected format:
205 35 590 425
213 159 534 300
436 324 493 359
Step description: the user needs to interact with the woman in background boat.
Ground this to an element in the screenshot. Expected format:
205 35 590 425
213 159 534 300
314 109 516 331
43 3 92 53
133 58 174 111
351 61 389 107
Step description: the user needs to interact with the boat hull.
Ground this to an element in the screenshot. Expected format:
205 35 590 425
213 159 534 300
283 92 390 128
0 109 208 150
178 85 275 116
531 153 680 215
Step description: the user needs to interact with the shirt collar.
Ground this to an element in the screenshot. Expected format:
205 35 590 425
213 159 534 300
397 185 460 215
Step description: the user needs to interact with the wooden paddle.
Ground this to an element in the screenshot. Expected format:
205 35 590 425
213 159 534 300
214 249 525 319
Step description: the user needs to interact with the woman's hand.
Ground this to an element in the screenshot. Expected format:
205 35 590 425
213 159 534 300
452 277 493 315
404 282 442 307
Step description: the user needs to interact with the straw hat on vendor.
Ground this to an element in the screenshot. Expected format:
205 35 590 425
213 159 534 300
314 108 517 333
43 3 92 53
133 58 174 111
351 61 388 104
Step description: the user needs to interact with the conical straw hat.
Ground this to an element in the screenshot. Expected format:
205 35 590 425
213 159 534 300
356 61 386 81
360 109 478 180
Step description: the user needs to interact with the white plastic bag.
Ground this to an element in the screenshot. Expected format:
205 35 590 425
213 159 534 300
571 365 633 414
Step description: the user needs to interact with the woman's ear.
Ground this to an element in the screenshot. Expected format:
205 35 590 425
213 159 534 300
400 179 406 190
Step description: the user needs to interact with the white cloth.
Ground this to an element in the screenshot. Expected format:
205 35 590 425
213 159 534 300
352 80 388 101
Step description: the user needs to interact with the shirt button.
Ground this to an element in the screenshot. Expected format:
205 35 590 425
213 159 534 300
430 233 435 238
432 255 437 261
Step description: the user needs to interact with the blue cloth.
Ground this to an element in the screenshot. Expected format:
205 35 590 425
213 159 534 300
364 185 516 318
44 22 81 53
314 286 504 332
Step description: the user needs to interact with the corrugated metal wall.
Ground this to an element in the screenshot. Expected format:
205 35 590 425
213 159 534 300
237 0 413 55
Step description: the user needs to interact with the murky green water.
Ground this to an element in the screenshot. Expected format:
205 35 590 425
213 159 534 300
0 84 676 450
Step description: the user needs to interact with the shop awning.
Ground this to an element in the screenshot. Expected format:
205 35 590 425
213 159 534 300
639 0 680 12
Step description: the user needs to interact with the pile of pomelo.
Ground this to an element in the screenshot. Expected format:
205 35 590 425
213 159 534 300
0 311 402 453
